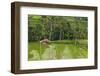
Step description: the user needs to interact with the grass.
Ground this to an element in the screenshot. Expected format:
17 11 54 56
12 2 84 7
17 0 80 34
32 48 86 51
28 40 88 61
55 44 65 59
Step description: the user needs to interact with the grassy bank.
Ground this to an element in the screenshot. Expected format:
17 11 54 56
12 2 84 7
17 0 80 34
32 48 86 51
28 40 88 61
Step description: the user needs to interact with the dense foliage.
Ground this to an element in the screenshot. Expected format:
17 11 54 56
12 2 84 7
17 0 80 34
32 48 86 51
28 15 88 41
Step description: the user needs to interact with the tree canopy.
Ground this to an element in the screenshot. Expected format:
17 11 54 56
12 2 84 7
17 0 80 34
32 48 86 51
28 15 88 42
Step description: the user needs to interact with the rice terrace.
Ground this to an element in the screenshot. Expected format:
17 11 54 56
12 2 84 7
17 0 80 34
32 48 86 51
28 15 88 61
